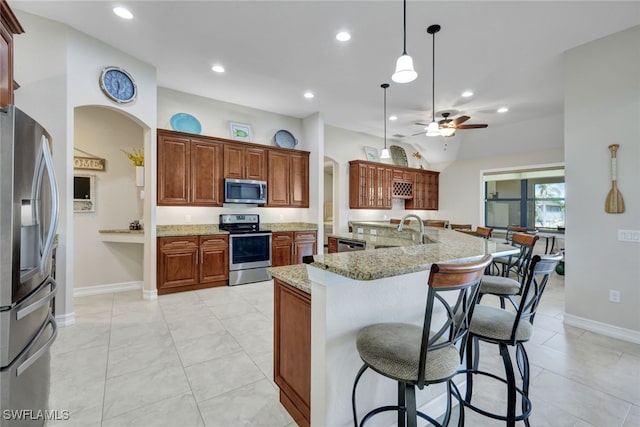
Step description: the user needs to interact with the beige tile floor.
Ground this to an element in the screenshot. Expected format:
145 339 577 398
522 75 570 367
46 269 640 427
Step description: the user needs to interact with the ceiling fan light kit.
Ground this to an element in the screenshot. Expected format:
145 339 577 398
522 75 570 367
392 0 417 83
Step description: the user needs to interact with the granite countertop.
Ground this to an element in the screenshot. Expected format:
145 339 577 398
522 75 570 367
268 264 311 294
99 229 144 234
156 222 318 237
328 232 418 249
313 227 518 281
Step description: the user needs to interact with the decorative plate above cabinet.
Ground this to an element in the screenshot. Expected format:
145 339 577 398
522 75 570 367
389 145 408 167
274 130 298 148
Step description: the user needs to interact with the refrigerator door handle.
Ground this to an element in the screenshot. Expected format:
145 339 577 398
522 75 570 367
39 136 59 276
16 277 57 321
16 312 57 376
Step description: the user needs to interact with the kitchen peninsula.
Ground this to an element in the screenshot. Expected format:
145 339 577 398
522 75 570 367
270 226 518 427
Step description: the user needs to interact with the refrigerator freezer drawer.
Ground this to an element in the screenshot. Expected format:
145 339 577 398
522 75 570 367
0 278 56 368
0 313 56 427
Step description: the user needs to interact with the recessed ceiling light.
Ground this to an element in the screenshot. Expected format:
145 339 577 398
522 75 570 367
113 7 133 20
211 65 225 73
304 91 315 99
336 31 351 42
389 115 398 121
497 107 509 113
461 90 474 97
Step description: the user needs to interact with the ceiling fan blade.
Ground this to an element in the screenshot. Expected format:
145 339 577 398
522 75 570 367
456 124 488 129
414 122 429 127
452 115 471 126
410 131 426 137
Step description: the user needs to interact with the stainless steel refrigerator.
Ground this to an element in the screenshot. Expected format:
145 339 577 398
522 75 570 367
0 106 59 426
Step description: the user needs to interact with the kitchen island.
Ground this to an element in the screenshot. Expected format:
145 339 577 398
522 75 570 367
269 228 518 427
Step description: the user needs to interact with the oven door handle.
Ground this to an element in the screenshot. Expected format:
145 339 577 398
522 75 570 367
230 232 272 238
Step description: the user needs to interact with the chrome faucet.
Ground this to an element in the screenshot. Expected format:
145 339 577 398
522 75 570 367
397 214 425 242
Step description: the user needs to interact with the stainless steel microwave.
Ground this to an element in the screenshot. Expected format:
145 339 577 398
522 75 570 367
224 179 267 204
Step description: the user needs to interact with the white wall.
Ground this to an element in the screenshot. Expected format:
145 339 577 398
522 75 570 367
155 87 317 225
73 106 144 289
14 11 158 318
436 148 564 228
564 25 640 337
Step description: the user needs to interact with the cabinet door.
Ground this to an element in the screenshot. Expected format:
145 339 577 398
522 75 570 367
327 237 338 254
157 237 198 295
289 153 309 207
293 231 316 265
245 147 267 181
426 172 439 210
223 144 245 179
272 232 294 267
199 235 229 285
268 151 290 206
157 132 190 205
366 164 376 208
274 278 311 427
191 139 223 206
349 162 368 209
383 168 393 208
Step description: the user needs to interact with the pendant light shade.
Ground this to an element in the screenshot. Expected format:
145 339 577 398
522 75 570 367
392 0 417 83
426 24 441 137
392 55 417 84
380 83 391 159
439 127 456 137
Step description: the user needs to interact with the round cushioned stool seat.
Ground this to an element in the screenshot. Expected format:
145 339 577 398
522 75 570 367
356 323 460 384
470 305 534 342
480 275 521 296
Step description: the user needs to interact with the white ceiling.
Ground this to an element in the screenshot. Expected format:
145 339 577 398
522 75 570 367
11 1 640 162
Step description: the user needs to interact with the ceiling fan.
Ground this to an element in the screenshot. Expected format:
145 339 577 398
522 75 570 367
413 112 488 137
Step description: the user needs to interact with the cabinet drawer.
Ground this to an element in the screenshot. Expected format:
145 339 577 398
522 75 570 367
273 231 294 241
199 235 229 247
294 231 316 242
158 236 198 249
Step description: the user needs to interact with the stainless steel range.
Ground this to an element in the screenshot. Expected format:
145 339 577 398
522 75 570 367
219 214 272 286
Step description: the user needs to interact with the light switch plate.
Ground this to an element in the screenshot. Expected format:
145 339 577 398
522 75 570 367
618 229 640 242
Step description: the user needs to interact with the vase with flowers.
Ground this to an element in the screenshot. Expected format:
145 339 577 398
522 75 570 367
412 151 424 169
122 148 144 186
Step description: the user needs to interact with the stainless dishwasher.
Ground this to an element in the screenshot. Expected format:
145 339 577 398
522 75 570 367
337 239 366 252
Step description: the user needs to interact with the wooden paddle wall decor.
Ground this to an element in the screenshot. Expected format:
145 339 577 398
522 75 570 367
605 144 625 214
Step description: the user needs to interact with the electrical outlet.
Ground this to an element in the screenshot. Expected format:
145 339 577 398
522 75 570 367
609 289 621 303
370 229 377 235
357 228 364 234
618 230 640 242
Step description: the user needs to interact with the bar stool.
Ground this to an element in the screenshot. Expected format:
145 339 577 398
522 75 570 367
423 220 447 228
462 253 562 427
474 226 493 239
351 255 492 427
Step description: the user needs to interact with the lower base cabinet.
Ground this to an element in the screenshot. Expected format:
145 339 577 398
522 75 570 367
157 235 228 295
274 278 311 427
272 231 317 267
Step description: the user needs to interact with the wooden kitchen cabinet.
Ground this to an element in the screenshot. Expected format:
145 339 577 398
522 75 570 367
327 236 338 254
272 232 294 267
157 234 229 295
406 170 439 210
272 231 317 266
274 278 311 427
199 235 229 286
157 130 223 206
157 236 199 295
349 160 392 209
0 1 24 108
223 143 266 181
267 149 309 207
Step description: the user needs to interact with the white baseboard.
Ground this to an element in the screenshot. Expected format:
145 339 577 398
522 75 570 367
55 312 76 327
143 288 158 300
564 314 640 344
73 281 142 297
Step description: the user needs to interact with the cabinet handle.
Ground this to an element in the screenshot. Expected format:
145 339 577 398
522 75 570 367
196 250 199 265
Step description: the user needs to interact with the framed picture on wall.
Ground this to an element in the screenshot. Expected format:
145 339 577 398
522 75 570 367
73 174 95 213
229 121 253 142
363 146 379 162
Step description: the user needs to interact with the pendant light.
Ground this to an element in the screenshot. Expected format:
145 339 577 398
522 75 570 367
392 0 417 83
380 83 391 159
426 24 441 136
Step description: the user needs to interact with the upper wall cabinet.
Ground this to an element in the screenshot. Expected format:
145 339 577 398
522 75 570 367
157 129 310 208
157 129 223 206
349 160 439 211
267 149 309 207
0 0 24 108
223 143 267 181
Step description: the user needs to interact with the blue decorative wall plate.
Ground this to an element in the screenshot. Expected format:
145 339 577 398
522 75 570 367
170 113 202 134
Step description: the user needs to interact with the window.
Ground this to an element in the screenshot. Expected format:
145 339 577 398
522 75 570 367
484 169 564 230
